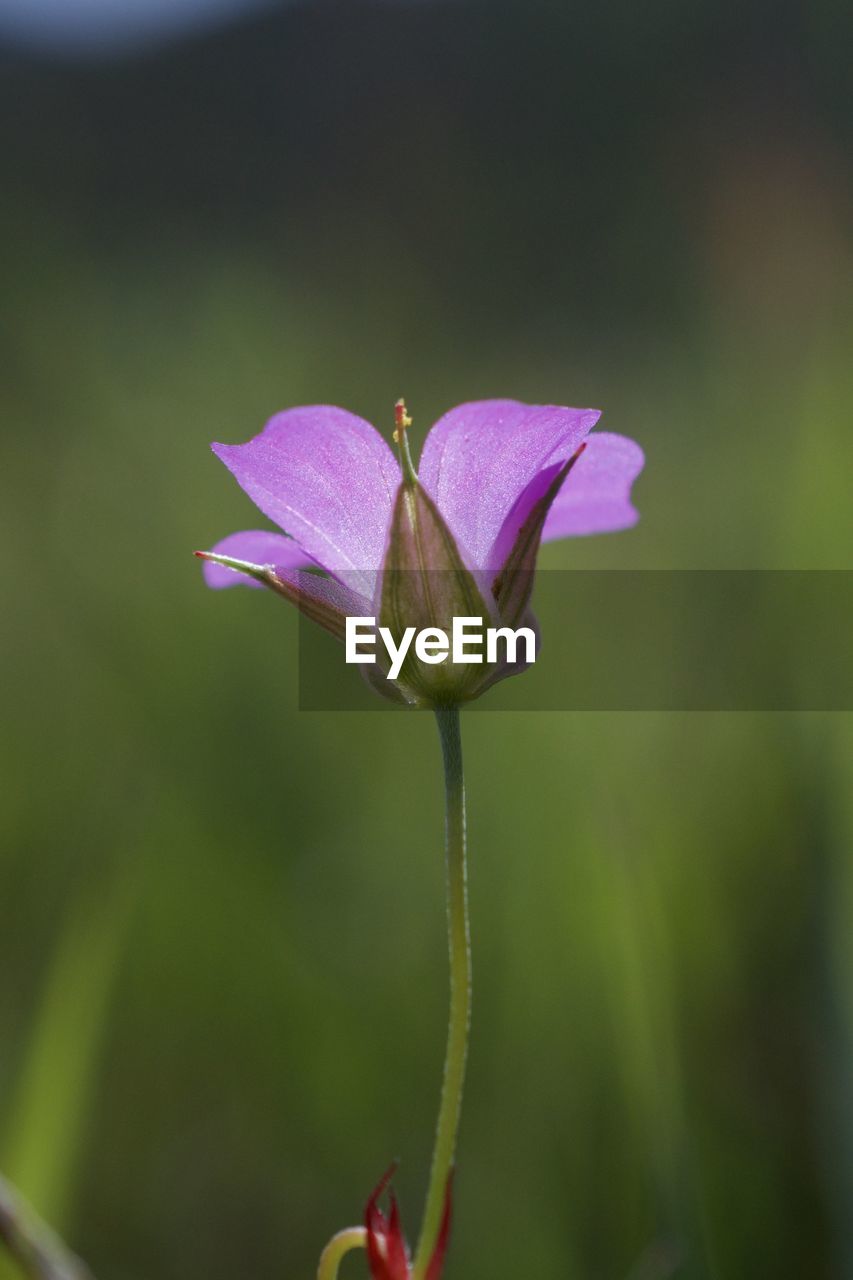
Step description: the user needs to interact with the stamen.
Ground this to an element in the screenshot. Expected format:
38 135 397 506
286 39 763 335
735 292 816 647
393 397 413 443
393 397 418 485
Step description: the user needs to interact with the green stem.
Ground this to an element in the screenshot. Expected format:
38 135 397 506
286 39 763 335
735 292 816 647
412 704 471 1280
315 1227 367 1280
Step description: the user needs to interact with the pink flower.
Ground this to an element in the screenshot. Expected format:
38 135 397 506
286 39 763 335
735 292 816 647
198 399 643 703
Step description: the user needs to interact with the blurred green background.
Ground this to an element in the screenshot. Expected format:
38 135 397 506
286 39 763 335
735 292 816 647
1 1 853 1277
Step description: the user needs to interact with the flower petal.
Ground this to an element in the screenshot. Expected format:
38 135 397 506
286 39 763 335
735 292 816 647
211 406 401 595
201 530 310 589
418 400 600 569
541 431 644 540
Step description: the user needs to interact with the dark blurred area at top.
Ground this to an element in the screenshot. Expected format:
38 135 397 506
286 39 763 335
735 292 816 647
2 0 850 342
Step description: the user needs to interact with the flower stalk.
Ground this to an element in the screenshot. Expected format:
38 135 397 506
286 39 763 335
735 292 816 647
412 703 470 1280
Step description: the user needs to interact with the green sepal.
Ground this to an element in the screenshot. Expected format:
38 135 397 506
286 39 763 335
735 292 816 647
379 481 497 706
491 443 587 626
196 551 350 642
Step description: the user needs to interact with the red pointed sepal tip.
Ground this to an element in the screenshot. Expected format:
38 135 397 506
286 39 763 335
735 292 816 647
365 1163 410 1280
425 1172 454 1280
364 1166 454 1280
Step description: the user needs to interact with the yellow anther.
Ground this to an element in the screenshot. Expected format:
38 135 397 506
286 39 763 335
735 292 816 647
393 397 413 443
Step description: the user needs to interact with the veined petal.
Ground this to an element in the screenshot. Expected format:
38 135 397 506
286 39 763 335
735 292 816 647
201 530 310 589
211 406 401 596
418 400 599 570
541 431 644 540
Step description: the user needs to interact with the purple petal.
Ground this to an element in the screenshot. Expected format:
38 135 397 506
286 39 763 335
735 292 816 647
542 432 644 540
418 400 600 569
201 530 310 589
211 407 401 595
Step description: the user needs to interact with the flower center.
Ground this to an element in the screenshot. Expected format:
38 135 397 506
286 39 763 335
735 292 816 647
393 397 419 485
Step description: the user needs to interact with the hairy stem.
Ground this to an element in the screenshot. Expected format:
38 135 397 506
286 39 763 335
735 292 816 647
0 1174 91 1280
412 704 471 1279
